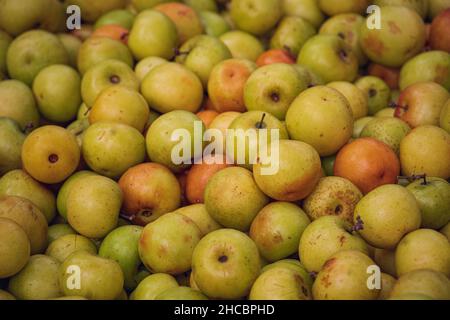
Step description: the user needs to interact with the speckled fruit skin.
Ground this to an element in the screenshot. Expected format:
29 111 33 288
395 229 450 277
395 82 450 128
22 126 80 184
249 202 310 262
66 175 122 239
253 140 322 202
400 125 450 180
303 176 363 223
286 86 354 157
59 251 124 300
408 176 450 229
354 184 422 249
399 50 450 91
312 250 380 300
298 216 369 273
360 117 411 155
192 229 261 299
355 76 391 116
249 265 312 300
205 167 269 231
138 212 201 275
360 6 426 67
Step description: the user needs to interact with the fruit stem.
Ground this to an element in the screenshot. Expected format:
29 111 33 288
119 212 135 222
256 113 266 129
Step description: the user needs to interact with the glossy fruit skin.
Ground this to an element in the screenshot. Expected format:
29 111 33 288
0 217 30 279
400 125 450 180
0 196 48 255
0 118 25 176
128 10 178 60
118 163 181 226
205 167 269 231
395 229 450 277
154 3 203 44
33 65 81 123
82 122 146 178
146 110 204 172
6 30 69 86
138 212 201 275
395 82 450 128
297 35 358 83
59 251 124 300
399 50 450 90
176 35 232 87
256 49 296 67
22 126 80 184
46 234 97 263
254 140 322 201
354 184 422 249
77 36 133 75
0 80 40 131
99 225 143 290
250 202 310 262
286 86 354 156
249 265 312 300
312 250 380 300
141 63 203 114
390 269 450 300
8 254 61 300
319 13 367 66
303 177 363 223
185 154 231 204
208 58 256 113
230 0 282 36
89 86 150 132
355 76 391 116
81 59 140 107
0 170 56 223
298 216 369 272
192 229 261 299
334 138 400 194
360 117 411 155
245 63 308 120
66 175 122 239
360 6 426 68
130 273 179 300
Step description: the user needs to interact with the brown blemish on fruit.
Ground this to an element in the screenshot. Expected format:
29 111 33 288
435 65 449 84
339 235 346 246
364 34 385 56
388 21 401 34
323 257 337 270
321 273 332 288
